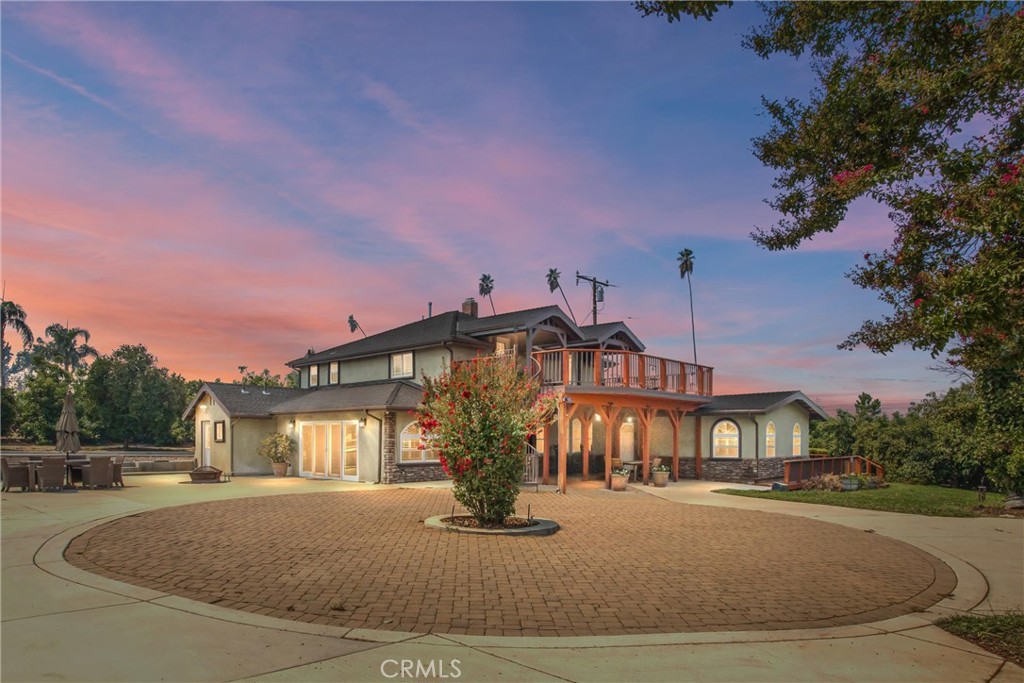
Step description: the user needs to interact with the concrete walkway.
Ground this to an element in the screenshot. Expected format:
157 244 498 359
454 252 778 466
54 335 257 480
2 476 1021 683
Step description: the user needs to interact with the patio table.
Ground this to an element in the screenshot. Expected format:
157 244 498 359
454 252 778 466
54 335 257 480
622 460 643 482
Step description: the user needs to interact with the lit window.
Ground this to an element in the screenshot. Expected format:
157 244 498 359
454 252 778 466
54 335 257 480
309 365 319 386
792 424 802 456
399 422 438 463
391 352 413 378
713 420 739 458
329 362 339 384
766 422 776 458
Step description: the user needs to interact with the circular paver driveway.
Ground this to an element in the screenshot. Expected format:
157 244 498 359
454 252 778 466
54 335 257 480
65 486 955 637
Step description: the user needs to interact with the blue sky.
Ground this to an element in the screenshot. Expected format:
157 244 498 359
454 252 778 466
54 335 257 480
1 2 958 412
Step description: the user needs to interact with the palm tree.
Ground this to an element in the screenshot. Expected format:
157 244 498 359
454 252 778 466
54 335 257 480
478 274 496 316
348 314 367 338
1 299 33 389
677 248 697 365
39 323 98 377
546 268 577 324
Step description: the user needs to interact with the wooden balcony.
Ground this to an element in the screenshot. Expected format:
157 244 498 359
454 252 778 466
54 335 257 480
531 349 713 397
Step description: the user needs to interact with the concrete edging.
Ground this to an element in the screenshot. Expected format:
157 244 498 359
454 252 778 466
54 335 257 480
423 515 560 536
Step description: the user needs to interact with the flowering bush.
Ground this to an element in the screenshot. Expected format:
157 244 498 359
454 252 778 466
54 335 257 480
259 433 295 464
415 357 556 527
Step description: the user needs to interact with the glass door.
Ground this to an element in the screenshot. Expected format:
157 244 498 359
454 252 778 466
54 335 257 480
300 421 357 480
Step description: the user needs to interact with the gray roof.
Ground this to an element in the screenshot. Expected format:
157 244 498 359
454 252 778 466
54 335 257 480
458 305 580 337
289 311 485 366
575 322 645 351
693 391 829 420
290 306 585 367
182 382 305 419
270 381 423 414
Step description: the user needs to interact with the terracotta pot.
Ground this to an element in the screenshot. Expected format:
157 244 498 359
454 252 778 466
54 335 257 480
272 462 288 477
652 470 670 487
611 474 629 491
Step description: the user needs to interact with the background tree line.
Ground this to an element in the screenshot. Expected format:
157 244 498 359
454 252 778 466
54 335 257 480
1 300 295 448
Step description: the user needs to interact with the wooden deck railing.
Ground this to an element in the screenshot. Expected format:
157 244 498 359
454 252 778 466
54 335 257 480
783 455 885 489
531 349 713 397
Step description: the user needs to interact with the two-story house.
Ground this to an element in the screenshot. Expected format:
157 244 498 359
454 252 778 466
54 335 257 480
183 298 826 492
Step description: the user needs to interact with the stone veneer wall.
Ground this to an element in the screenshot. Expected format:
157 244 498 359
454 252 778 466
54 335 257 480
381 411 448 484
676 457 786 483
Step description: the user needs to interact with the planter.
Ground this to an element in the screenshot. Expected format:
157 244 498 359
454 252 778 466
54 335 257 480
652 470 670 487
271 462 288 477
611 474 629 491
840 478 859 491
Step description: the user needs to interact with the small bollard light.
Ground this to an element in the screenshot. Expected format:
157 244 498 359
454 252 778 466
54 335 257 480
977 485 987 502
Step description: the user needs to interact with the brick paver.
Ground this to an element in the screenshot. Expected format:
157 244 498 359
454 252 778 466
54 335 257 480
65 484 955 637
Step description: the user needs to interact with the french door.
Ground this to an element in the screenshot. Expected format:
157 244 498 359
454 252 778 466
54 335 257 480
299 421 358 480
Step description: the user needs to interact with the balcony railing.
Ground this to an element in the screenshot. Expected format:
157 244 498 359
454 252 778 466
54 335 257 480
531 349 713 397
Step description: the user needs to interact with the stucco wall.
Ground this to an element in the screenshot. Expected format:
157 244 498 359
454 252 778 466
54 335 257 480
230 418 278 475
338 356 390 384
193 395 232 472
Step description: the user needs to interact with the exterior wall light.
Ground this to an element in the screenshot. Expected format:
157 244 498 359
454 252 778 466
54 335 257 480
288 419 295 430
358 417 367 428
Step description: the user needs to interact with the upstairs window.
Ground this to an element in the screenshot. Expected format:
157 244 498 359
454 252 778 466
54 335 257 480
712 420 740 458
309 364 319 387
766 422 776 458
792 424 802 456
391 352 413 378
329 361 339 384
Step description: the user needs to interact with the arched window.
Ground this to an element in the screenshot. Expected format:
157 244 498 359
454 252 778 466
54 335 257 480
399 422 438 463
712 420 740 458
570 419 594 452
792 423 802 457
766 422 776 458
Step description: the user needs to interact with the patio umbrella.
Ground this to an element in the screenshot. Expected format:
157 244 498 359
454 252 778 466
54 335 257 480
55 389 81 455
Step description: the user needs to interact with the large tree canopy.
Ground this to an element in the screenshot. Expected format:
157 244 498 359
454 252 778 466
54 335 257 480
641 1 1024 492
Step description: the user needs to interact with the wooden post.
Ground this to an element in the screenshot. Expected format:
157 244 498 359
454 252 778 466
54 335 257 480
623 353 631 388
668 410 681 482
594 350 602 387
694 415 703 480
561 350 570 387
557 403 569 494
580 411 592 482
542 423 551 485
660 359 667 392
598 404 621 489
637 407 653 485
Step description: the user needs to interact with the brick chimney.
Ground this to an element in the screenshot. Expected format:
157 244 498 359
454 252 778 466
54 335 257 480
461 297 479 317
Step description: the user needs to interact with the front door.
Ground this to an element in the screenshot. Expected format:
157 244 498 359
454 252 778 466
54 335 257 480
201 421 211 466
619 422 635 461
300 421 358 480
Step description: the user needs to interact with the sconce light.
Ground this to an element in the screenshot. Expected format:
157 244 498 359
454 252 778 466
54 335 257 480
626 416 633 423
358 417 367 428
200 404 208 411
594 414 601 422
288 419 295 430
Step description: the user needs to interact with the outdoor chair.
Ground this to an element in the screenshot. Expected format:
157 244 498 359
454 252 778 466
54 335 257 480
80 456 114 489
37 457 67 492
1 458 34 492
112 455 126 488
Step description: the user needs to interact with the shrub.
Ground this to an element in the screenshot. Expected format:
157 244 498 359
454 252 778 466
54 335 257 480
652 464 671 473
259 433 295 463
416 357 556 527
802 474 843 491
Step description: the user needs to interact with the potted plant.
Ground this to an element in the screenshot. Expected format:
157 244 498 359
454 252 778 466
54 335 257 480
651 464 670 487
839 475 861 491
611 467 630 491
259 433 296 476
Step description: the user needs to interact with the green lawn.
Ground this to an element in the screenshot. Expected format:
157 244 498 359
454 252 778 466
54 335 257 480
714 483 1011 517
936 613 1024 667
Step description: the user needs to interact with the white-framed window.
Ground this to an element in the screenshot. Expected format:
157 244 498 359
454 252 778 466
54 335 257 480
766 421 776 458
792 423 802 456
329 361 339 384
391 352 413 378
309 364 319 386
712 419 740 458
399 422 439 463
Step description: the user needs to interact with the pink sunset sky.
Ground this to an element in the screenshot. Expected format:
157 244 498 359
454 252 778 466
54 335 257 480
2 3 959 414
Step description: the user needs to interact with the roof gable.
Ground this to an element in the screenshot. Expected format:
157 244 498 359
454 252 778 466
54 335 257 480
694 391 828 420
457 305 584 340
576 321 645 351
